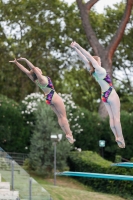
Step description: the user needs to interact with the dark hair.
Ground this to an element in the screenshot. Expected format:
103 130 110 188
89 56 100 76
31 72 38 81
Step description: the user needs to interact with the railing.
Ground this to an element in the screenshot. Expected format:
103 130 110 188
0 148 52 200
6 152 28 165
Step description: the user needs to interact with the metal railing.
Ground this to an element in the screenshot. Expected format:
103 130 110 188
6 152 28 165
0 148 53 200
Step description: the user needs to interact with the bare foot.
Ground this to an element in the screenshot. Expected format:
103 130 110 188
116 140 125 148
66 134 75 144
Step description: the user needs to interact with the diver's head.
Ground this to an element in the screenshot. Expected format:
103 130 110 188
89 56 101 75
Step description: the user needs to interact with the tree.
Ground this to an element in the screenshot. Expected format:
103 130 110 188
1 0 133 114
0 0 98 105
0 0 70 101
76 0 133 118
0 95 30 152
21 92 84 135
59 93 84 135
28 101 71 175
63 67 100 112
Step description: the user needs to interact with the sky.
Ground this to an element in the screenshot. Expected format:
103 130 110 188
62 0 123 13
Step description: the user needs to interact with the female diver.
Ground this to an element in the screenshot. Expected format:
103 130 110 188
9 58 74 144
70 41 125 148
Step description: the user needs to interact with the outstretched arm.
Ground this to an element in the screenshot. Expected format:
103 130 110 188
9 59 34 81
71 43 91 71
18 57 35 70
72 42 101 72
17 57 43 81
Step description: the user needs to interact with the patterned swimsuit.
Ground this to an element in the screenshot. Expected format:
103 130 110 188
93 72 113 103
101 74 113 103
36 77 55 105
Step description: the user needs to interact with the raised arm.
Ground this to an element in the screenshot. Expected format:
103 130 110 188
71 43 91 70
17 57 43 81
72 42 101 72
9 58 34 81
17 57 35 70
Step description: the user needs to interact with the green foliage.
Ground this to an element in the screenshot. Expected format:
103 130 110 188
0 95 30 152
68 151 133 198
0 0 133 114
0 0 70 101
73 109 133 162
0 0 133 164
115 155 122 163
59 93 84 135
90 2 126 45
28 102 71 176
23 158 31 170
116 88 133 113
63 68 100 112
73 107 116 160
117 111 133 160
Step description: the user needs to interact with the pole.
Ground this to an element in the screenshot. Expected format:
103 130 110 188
29 177 32 200
102 147 104 158
100 147 104 158
54 142 56 186
11 160 14 190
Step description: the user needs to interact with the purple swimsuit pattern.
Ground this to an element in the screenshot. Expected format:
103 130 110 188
45 77 55 105
47 76 54 90
101 74 113 103
103 74 112 87
36 76 55 104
